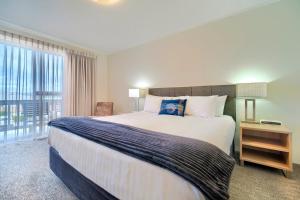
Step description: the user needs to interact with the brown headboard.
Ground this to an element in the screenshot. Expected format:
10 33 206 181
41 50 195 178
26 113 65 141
148 85 236 120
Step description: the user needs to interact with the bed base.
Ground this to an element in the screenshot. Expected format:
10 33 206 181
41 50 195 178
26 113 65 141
50 141 235 200
49 147 118 200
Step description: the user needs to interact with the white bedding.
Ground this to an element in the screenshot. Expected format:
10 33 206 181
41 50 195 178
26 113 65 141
48 112 235 200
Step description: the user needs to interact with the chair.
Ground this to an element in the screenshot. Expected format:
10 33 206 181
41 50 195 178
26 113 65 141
95 102 113 116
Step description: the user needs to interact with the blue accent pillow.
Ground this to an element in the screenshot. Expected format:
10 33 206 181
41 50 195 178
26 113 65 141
159 99 187 117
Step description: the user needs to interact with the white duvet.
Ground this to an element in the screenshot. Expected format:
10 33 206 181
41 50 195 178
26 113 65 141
48 111 235 200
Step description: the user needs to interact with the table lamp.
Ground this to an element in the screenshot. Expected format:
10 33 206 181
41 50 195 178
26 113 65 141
129 88 146 111
237 83 267 123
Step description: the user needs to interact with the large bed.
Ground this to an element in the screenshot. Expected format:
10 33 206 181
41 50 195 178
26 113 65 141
48 85 237 200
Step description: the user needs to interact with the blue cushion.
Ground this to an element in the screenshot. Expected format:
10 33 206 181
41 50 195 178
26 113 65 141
159 99 187 117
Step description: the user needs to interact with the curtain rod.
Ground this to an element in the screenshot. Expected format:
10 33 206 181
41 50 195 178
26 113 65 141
0 29 97 59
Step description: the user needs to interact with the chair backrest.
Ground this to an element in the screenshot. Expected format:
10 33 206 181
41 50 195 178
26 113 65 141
95 102 113 116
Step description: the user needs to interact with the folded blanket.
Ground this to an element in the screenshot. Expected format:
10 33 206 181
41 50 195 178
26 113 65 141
48 117 235 200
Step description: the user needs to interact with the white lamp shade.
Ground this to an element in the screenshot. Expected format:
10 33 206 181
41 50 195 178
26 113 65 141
129 88 146 98
237 83 267 98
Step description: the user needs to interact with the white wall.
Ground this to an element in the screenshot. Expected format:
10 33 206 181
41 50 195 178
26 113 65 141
95 54 109 103
107 0 300 164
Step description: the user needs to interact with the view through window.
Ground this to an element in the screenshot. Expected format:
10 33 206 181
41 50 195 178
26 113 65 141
0 43 63 143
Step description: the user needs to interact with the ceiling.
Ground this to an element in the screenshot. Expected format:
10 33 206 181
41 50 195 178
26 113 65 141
0 0 277 54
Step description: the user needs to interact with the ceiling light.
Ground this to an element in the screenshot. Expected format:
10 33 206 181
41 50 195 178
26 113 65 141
92 0 120 6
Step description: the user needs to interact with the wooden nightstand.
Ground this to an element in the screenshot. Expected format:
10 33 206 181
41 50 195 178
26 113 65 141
240 122 293 176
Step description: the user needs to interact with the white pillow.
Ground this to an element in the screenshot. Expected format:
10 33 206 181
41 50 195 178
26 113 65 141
163 96 175 100
178 96 189 100
143 95 163 113
163 96 188 100
216 95 227 117
185 96 217 117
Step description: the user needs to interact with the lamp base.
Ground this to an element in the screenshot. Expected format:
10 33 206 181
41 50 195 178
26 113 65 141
245 99 256 122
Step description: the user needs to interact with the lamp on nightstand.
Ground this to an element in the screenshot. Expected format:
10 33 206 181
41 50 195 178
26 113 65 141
237 82 267 123
129 88 146 111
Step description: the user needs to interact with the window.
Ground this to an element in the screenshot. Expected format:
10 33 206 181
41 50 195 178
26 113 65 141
0 43 63 142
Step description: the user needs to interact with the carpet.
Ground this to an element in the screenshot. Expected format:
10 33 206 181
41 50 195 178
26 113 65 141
0 139 299 200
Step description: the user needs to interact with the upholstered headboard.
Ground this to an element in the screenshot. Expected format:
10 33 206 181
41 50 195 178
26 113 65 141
148 85 236 120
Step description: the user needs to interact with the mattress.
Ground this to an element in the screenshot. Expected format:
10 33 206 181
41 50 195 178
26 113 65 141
48 111 235 200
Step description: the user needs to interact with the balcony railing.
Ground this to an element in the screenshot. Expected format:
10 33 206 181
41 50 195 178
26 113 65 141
0 99 62 142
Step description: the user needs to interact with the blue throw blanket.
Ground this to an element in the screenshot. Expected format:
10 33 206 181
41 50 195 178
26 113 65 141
48 117 235 200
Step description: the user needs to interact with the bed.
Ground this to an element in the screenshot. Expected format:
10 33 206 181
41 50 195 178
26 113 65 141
48 85 237 200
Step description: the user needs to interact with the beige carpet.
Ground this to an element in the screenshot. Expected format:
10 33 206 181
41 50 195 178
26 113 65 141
230 163 300 200
0 139 299 200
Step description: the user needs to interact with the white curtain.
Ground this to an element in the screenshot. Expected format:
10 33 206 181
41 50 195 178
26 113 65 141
0 42 63 142
0 30 96 142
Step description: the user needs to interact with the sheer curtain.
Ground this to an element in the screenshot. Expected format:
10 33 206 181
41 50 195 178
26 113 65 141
0 30 96 143
0 33 64 143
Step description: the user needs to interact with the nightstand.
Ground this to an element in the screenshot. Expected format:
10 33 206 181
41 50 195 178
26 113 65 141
240 122 293 176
